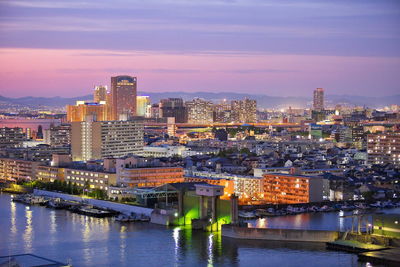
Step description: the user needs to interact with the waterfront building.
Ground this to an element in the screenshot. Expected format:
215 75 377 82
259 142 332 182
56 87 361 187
184 176 235 200
117 166 184 188
0 157 40 182
136 96 150 117
0 127 26 148
186 98 213 124
94 85 108 103
262 173 327 204
313 88 324 111
186 170 262 202
110 75 137 120
71 116 143 161
66 101 108 122
36 165 65 182
367 132 400 167
159 98 187 123
43 124 71 147
64 168 117 191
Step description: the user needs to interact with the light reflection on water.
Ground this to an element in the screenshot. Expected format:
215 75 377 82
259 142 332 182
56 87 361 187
23 208 33 252
0 193 379 267
246 209 396 233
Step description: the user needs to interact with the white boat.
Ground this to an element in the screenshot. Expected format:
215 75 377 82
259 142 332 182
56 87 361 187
238 211 256 219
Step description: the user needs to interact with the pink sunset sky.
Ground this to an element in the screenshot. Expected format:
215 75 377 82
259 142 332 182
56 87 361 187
0 0 399 97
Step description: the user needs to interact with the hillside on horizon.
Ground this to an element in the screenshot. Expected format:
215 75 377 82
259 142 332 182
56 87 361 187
1 92 399 110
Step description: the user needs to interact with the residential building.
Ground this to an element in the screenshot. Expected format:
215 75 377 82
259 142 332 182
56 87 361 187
64 168 117 191
0 157 40 182
71 117 143 161
367 132 400 166
186 98 213 124
43 124 71 147
231 98 257 123
0 127 26 148
262 173 327 204
159 98 187 123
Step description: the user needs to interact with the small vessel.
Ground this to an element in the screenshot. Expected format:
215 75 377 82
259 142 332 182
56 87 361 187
138 214 150 222
114 214 134 222
78 206 113 218
239 211 256 219
46 198 67 209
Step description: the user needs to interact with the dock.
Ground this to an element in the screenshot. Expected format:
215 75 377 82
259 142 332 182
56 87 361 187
358 248 400 266
326 240 388 253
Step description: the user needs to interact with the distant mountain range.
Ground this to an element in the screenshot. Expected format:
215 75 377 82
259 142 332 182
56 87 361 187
1 92 399 109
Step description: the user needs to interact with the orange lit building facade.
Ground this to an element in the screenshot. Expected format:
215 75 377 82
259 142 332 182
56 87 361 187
118 167 184 188
262 173 325 204
66 101 109 122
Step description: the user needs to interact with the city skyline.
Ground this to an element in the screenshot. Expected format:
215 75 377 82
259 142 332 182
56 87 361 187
1 0 400 97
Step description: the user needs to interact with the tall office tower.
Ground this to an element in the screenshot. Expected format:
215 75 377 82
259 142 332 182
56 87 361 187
231 98 257 123
159 98 187 123
313 88 325 111
367 132 400 167
0 127 26 148
71 116 143 161
94 85 108 103
110 75 137 120
136 96 150 117
43 124 71 147
66 101 108 122
186 98 213 124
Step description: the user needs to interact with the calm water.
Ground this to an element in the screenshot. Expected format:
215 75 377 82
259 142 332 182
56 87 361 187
0 193 386 267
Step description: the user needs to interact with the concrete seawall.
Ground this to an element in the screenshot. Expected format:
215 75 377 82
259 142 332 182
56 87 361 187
222 225 340 242
34 189 153 216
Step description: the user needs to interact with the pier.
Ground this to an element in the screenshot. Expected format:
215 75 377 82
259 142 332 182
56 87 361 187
221 225 340 242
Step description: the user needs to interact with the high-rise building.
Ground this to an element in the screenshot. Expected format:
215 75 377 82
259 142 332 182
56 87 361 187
94 85 108 103
231 98 257 123
213 100 232 123
136 96 150 117
367 132 400 167
71 116 144 161
313 88 324 111
159 98 187 123
110 75 137 120
66 101 108 122
148 104 161 118
186 98 213 124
